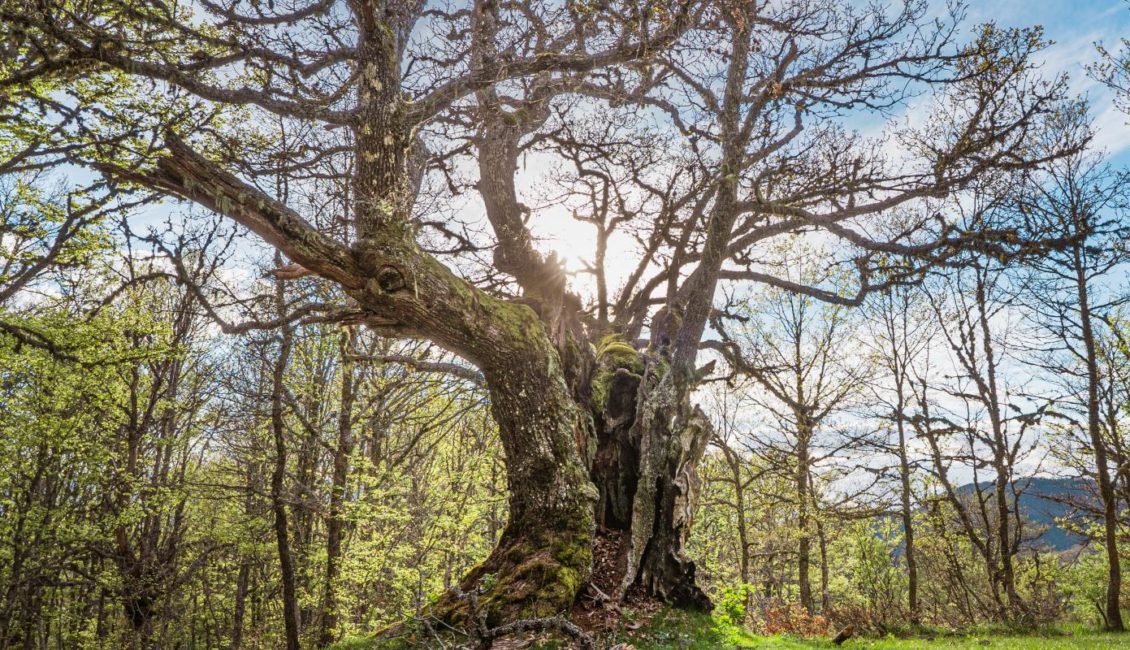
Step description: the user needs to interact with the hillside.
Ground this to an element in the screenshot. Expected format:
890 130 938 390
955 477 1096 552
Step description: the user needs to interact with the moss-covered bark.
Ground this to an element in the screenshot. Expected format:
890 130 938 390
438 504 593 625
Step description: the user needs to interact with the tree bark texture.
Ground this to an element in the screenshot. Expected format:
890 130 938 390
589 339 713 610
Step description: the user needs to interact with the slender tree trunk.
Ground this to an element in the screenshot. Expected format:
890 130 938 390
95 587 107 643
231 561 250 650
233 452 261 649
796 429 813 614
725 447 751 586
974 275 1023 619
889 339 919 622
894 393 919 624
817 518 830 614
731 451 754 615
269 270 301 650
992 457 1020 618
320 329 356 647
1075 248 1125 632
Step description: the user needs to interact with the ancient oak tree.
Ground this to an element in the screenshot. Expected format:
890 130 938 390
0 0 1077 625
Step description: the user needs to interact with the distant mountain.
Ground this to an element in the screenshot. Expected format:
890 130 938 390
955 476 1096 552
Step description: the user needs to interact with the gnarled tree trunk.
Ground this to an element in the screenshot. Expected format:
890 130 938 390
422 296 598 625
590 338 713 610
433 318 714 623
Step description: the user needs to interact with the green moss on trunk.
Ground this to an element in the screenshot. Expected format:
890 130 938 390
431 501 593 627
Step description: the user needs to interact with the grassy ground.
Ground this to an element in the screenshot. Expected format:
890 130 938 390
331 608 1130 649
604 609 1130 649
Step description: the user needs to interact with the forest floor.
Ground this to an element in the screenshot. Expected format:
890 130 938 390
332 606 1130 649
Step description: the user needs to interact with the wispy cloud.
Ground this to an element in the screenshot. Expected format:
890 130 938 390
958 0 1130 157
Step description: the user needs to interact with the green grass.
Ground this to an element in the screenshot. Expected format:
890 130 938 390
833 635 1130 649
331 610 1130 649
600 610 1130 649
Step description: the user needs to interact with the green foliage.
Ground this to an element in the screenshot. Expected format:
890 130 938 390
0 175 111 280
824 519 908 626
714 584 753 628
0 261 509 648
688 440 1130 637
0 273 205 647
1061 543 1118 627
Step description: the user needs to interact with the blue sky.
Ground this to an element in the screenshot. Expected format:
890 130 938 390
969 0 1130 165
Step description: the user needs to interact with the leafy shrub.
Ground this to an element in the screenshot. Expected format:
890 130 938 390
714 584 752 627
